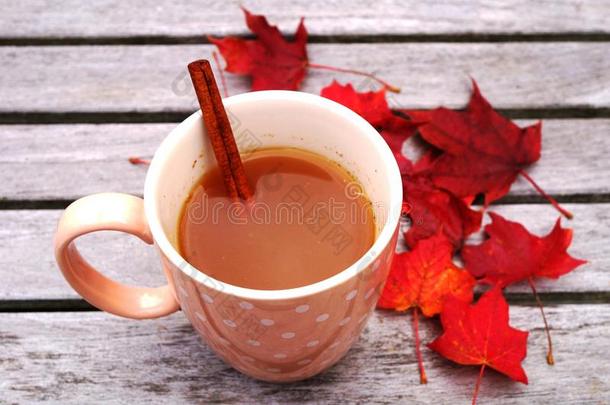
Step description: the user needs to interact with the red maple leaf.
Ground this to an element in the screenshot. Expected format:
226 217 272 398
462 212 586 364
407 80 572 219
378 232 476 384
402 154 482 248
210 9 399 92
209 8 308 91
429 288 528 405
320 81 416 166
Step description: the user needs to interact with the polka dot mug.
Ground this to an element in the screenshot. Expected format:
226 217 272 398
54 91 402 382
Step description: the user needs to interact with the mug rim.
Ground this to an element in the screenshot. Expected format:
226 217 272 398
144 90 402 301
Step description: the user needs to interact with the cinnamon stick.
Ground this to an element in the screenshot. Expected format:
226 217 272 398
187 59 253 201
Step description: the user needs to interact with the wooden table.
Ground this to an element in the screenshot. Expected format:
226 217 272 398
1 1 609 403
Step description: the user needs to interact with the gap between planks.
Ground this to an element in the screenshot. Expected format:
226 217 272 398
3 193 610 211
2 108 610 125
1 291 609 313
3 32 610 47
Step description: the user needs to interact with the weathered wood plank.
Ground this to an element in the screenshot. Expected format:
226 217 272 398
0 209 166 300
0 203 601 300
2 0 609 39
1 119 608 201
2 43 609 112
1 306 608 403
0 124 169 200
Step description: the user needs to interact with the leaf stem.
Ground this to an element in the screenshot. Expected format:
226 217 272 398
519 169 573 219
412 308 428 384
472 364 486 405
528 277 555 365
307 62 401 93
128 156 150 166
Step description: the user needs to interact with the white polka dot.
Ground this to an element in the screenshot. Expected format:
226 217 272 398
223 319 237 328
178 286 189 297
365 288 375 300
241 356 255 363
339 317 351 326
195 311 206 323
266 368 281 373
295 304 310 313
201 293 214 303
345 290 358 301
273 353 287 359
306 340 319 347
247 339 261 346
260 319 275 326
239 301 254 310
297 359 312 365
316 313 330 322
281 332 296 339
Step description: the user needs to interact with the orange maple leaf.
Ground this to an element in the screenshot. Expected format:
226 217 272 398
378 232 475 383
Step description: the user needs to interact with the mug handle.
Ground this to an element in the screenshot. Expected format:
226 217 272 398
54 192 180 319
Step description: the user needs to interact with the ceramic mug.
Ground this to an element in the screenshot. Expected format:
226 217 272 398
54 91 402 382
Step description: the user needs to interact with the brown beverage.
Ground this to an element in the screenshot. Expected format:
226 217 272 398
178 148 376 290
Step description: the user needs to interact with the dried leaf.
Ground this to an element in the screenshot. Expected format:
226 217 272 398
402 156 482 248
378 232 475 383
407 80 571 218
429 288 529 404
321 81 416 163
211 9 399 92
462 212 586 364
209 8 308 90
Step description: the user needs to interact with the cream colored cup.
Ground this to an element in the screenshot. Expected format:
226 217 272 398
54 91 402 382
